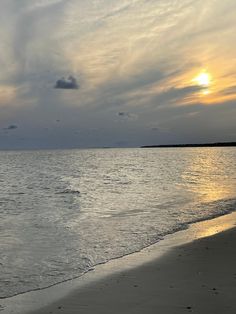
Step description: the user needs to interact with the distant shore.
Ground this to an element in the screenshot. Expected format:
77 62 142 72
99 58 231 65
141 142 236 148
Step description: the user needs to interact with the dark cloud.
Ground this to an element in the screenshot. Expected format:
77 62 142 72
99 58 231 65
3 125 18 130
118 112 126 116
150 127 160 131
149 125 171 133
117 112 137 120
54 76 79 90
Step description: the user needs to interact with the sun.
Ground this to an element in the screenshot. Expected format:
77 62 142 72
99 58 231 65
194 72 211 87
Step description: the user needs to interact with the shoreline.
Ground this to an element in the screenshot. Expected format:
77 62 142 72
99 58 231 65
2 205 235 301
1 211 236 313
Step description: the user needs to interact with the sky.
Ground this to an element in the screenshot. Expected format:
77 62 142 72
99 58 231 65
0 0 236 149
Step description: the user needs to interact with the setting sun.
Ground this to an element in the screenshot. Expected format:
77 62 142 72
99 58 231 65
194 72 211 87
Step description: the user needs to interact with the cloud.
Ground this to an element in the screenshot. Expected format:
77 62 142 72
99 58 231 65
3 124 18 130
54 76 79 90
117 112 137 120
118 112 127 117
128 84 204 112
0 0 236 149
221 85 236 96
155 85 204 106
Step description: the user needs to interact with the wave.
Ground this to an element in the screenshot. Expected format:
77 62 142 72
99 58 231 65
1 197 236 300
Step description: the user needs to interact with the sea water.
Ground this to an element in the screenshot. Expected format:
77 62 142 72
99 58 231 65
0 147 235 298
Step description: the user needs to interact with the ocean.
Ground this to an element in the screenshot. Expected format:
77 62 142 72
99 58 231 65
0 147 235 298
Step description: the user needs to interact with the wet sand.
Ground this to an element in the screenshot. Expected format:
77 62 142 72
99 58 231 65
2 212 236 314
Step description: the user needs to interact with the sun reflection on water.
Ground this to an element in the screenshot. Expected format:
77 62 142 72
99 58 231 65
181 148 235 203
191 212 236 239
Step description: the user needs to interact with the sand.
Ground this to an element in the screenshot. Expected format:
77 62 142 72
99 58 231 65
1 212 236 314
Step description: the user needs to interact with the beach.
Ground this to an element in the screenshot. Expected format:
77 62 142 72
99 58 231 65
2 211 236 314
